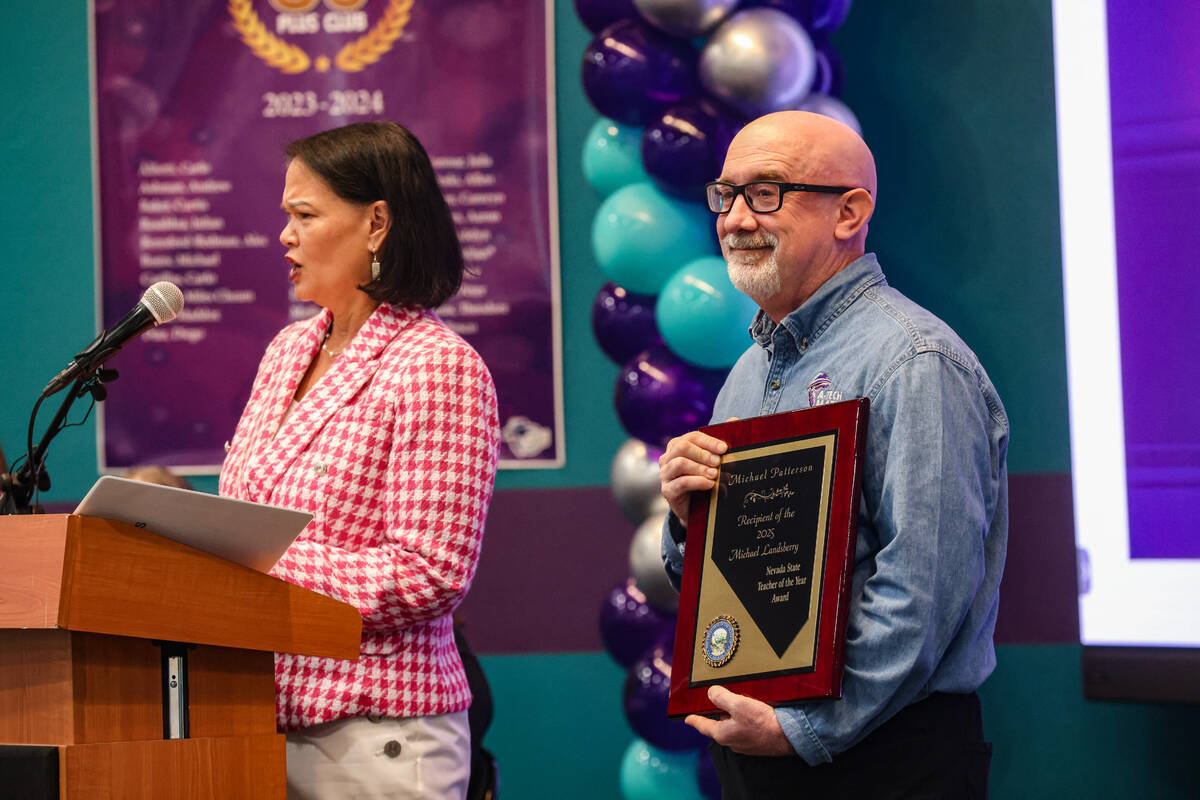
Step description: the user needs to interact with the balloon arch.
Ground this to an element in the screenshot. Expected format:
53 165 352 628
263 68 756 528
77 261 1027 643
575 1 859 796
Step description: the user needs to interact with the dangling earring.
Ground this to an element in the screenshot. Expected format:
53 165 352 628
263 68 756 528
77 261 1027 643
370 250 381 281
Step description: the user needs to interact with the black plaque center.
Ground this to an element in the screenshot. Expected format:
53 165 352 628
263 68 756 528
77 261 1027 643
710 440 829 658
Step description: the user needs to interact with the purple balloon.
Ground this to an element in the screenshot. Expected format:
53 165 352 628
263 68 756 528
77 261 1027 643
697 750 721 799
812 39 845 97
615 346 725 447
743 0 853 35
582 19 699 126
642 96 744 198
573 0 638 34
592 282 664 366
623 644 709 751
600 578 677 668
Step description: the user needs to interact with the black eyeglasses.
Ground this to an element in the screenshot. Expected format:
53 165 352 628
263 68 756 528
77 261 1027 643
705 180 861 214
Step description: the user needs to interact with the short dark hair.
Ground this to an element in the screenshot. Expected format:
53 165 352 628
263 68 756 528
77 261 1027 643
285 121 463 309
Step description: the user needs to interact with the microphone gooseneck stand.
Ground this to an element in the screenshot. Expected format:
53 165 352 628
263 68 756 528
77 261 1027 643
2 282 183 515
0 367 118 515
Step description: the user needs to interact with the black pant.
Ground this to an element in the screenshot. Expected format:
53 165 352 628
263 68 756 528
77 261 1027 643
708 692 992 799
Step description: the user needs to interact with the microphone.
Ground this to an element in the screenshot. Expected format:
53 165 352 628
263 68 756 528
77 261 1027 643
41 281 185 397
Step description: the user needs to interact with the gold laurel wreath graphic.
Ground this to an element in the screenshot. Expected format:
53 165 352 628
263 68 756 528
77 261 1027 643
228 0 312 74
334 0 413 72
229 0 411 76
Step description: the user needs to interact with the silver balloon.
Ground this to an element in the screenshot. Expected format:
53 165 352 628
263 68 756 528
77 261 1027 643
699 8 817 118
795 92 862 135
611 438 670 524
629 512 679 613
633 0 739 39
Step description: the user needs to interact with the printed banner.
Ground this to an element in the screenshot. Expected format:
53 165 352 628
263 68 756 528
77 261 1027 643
92 0 562 472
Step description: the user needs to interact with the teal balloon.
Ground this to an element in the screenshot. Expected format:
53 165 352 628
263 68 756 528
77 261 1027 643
658 256 758 368
619 738 704 800
593 182 717 295
583 117 649 196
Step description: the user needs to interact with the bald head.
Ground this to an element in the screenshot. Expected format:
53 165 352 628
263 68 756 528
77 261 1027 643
727 111 877 200
716 111 878 321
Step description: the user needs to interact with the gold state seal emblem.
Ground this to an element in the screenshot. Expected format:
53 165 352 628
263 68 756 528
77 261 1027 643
701 615 740 668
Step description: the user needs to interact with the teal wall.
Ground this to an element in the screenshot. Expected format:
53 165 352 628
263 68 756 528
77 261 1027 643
840 0 1070 475
2 1 1195 797
0 8 99 497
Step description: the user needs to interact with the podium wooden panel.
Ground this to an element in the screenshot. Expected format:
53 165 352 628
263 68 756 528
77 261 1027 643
59 735 286 800
0 514 362 799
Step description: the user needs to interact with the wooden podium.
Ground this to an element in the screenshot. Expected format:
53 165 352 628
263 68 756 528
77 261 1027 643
0 514 362 799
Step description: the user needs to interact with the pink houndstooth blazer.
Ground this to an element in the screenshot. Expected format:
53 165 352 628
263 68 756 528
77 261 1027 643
219 303 499 730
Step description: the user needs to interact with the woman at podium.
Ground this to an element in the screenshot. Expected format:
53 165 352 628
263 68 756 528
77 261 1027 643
219 121 500 800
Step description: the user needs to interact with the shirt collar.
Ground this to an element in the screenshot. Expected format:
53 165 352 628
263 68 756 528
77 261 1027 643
749 253 887 348
302 303 423 362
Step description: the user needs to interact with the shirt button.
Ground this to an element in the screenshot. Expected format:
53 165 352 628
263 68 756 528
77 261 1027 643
312 462 327 476
799 336 808 351
770 379 781 391
383 740 402 758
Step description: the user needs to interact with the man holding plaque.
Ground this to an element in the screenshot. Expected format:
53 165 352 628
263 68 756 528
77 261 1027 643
659 111 1008 798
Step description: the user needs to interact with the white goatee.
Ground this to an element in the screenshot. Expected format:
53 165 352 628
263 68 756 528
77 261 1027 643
723 231 781 301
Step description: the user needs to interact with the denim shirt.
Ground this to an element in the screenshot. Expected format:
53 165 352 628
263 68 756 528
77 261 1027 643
662 253 1009 764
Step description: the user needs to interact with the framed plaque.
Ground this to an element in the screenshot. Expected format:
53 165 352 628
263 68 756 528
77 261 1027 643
667 398 869 717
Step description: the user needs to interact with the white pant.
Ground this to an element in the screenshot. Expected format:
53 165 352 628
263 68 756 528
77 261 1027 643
285 712 470 800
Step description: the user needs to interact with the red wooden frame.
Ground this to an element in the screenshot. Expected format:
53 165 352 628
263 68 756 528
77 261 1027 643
667 398 868 718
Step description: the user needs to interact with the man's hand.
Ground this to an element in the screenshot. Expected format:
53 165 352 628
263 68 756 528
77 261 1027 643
684 686 795 757
659 429 730 523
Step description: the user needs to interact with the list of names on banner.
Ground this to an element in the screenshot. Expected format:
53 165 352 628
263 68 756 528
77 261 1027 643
136 160 271 345
431 152 510 337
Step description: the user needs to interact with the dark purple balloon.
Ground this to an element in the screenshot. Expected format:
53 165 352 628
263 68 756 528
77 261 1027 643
642 96 744 198
600 578 677 668
812 39 845 97
574 0 638 34
615 346 725 448
593 282 664 366
623 644 709 751
582 19 699 126
743 0 853 35
697 750 721 799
